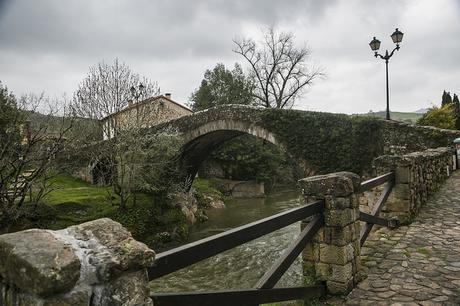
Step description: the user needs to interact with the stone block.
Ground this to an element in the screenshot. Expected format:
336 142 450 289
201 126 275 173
385 198 410 213
0 218 156 306
323 223 357 246
43 290 91 306
319 244 354 265
63 218 156 281
299 172 361 197
392 184 410 200
324 196 353 210
327 279 354 295
95 270 153 306
315 262 331 280
324 208 355 227
395 166 411 183
330 262 353 283
302 243 318 261
0 229 80 297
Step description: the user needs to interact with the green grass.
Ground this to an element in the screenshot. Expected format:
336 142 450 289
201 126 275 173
416 247 431 257
192 178 224 197
31 173 190 250
42 175 118 228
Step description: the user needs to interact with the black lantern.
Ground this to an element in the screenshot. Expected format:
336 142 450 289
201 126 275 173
369 37 381 51
391 28 404 44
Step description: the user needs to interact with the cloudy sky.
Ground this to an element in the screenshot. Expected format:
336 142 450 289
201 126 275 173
0 0 459 114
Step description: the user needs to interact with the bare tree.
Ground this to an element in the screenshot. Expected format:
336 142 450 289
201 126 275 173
71 59 164 210
233 27 323 109
73 58 160 121
0 85 72 229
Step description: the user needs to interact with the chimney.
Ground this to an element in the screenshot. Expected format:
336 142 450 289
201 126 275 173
165 93 171 99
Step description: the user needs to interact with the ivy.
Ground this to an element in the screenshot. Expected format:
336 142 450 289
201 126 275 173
259 109 384 175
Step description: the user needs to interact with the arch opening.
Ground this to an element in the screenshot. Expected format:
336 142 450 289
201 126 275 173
178 121 306 192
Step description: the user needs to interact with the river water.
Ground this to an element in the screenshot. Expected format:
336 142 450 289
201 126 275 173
150 189 305 293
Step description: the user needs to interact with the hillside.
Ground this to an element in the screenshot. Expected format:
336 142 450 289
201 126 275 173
24 110 101 140
364 111 425 123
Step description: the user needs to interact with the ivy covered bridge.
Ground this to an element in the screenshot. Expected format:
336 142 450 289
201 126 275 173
152 104 459 180
1 105 460 305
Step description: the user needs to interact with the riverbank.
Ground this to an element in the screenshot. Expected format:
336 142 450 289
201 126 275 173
1 175 299 252
1 174 196 250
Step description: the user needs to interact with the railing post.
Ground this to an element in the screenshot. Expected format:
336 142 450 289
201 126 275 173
373 155 412 224
299 172 362 295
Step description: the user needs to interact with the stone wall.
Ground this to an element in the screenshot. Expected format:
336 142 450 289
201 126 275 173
373 146 456 224
381 119 460 154
0 218 155 306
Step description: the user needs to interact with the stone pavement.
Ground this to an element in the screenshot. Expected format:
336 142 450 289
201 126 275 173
330 171 460 305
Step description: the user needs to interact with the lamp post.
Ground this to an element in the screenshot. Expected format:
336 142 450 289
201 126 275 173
369 28 404 120
130 83 145 103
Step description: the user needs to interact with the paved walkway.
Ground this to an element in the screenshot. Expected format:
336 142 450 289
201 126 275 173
339 171 460 305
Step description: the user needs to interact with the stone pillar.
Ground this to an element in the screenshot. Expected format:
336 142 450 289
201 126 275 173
0 218 155 306
299 172 361 295
373 155 412 224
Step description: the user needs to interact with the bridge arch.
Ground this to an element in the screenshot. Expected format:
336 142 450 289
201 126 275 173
178 119 297 181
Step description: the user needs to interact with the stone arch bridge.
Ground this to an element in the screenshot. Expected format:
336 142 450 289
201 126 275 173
150 104 460 182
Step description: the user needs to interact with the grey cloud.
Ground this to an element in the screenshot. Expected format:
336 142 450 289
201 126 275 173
0 0 459 114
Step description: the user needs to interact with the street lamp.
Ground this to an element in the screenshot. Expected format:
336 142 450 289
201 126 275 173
369 28 404 120
130 83 145 103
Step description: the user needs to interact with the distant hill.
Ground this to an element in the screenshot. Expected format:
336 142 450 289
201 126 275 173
24 110 101 140
414 108 429 114
362 111 425 124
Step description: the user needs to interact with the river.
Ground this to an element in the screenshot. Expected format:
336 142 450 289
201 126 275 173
150 189 305 293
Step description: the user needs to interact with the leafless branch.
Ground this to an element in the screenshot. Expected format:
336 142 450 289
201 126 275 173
233 26 324 109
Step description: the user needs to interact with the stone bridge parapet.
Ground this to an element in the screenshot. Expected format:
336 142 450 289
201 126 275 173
373 146 456 224
0 218 155 306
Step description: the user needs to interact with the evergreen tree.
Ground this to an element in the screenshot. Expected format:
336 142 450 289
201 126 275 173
190 63 254 111
453 94 460 130
441 90 453 106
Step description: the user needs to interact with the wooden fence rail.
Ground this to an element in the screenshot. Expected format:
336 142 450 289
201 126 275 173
150 171 397 305
148 200 324 280
358 172 396 246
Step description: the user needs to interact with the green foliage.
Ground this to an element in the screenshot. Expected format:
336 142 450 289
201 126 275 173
452 94 460 130
192 178 225 209
192 178 224 198
26 174 190 250
0 82 22 144
260 109 384 174
417 104 456 130
190 63 254 111
209 135 297 188
135 130 183 197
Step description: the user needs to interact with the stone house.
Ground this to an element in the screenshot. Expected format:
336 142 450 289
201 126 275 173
101 93 192 140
